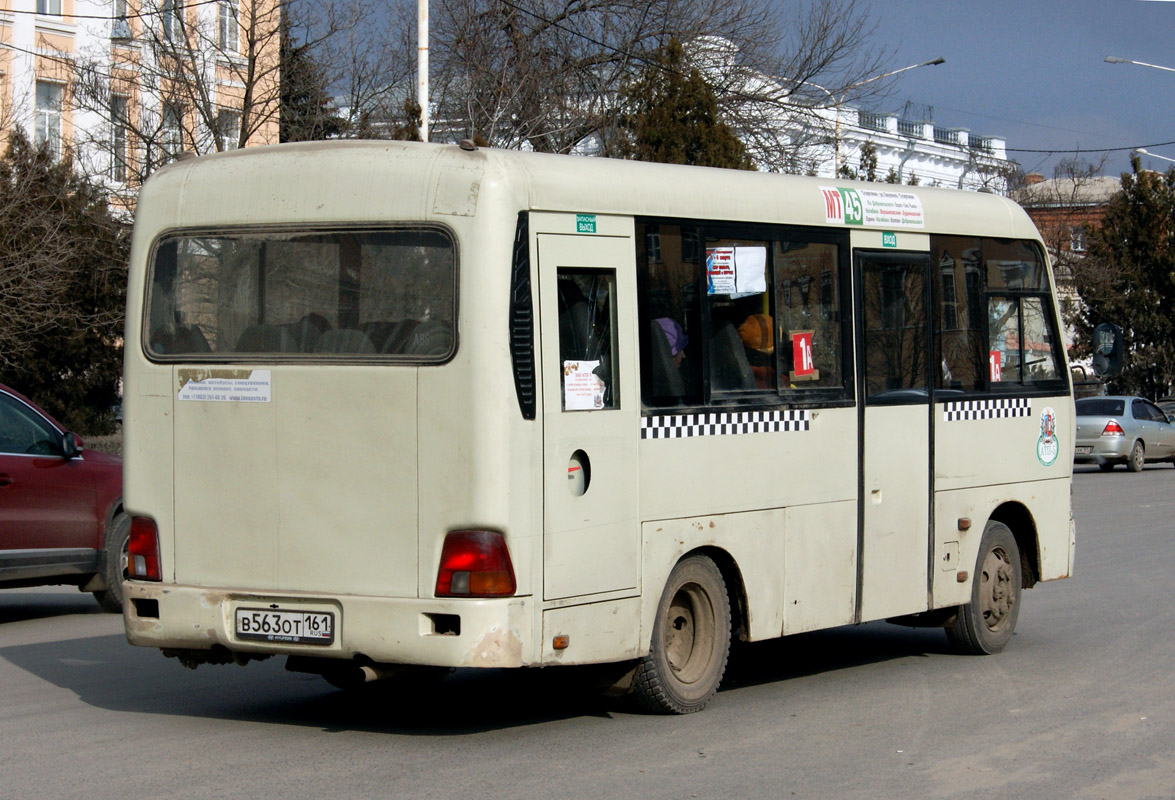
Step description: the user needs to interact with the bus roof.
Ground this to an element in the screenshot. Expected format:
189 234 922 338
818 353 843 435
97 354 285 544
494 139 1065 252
137 140 1039 241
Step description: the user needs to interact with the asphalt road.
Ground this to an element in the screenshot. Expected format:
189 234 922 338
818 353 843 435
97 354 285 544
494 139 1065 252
2 465 1173 799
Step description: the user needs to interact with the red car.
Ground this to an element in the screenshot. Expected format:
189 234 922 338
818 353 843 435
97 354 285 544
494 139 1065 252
0 383 127 611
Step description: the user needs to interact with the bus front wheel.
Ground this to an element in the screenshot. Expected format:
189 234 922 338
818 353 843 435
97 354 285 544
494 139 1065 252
633 554 731 714
947 521 1022 655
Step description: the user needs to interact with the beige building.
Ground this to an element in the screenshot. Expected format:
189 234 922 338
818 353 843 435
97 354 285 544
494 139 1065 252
1 0 280 200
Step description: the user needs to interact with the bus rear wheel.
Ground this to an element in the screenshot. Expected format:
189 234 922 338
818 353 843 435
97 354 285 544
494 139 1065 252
947 521 1021 655
633 554 730 714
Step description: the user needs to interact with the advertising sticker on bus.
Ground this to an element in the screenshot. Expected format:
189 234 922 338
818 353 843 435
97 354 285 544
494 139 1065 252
563 360 606 410
706 246 767 295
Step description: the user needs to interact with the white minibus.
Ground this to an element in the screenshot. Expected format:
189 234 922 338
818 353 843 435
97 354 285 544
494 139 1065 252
122 141 1074 713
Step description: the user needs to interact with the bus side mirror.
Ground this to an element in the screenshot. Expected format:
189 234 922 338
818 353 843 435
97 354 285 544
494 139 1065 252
1091 323 1123 379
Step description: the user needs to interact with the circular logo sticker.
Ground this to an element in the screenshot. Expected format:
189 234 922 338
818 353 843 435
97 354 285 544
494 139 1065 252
1037 406 1059 466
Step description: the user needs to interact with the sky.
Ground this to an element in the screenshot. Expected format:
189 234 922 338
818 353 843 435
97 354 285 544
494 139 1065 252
859 0 1175 179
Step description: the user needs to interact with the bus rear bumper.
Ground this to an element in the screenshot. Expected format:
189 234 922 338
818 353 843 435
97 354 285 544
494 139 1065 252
122 581 533 668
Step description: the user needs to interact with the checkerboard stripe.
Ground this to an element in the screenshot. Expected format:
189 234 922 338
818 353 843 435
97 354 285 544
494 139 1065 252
942 398 1031 422
641 410 811 439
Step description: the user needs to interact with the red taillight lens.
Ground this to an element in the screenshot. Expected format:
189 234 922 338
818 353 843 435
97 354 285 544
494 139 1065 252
127 517 161 581
435 530 516 597
1102 420 1125 436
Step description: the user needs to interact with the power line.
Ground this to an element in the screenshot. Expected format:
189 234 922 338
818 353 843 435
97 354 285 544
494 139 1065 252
1 0 225 23
1006 139 1175 155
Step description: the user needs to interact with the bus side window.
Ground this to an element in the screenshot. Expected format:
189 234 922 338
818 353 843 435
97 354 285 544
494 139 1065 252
637 224 702 407
557 269 618 411
932 234 1063 391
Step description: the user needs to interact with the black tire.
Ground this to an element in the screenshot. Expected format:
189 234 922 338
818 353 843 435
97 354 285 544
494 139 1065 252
1098 462 1116 472
632 555 731 714
947 521 1022 655
94 512 130 613
1128 441 1145 472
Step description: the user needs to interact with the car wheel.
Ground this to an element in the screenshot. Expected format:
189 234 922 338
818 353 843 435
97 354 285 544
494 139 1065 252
632 554 731 714
1098 462 1116 472
946 521 1022 655
94 512 131 613
1128 440 1145 472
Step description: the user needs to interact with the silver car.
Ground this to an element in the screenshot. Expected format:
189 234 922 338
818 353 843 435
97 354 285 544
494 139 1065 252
1074 395 1175 471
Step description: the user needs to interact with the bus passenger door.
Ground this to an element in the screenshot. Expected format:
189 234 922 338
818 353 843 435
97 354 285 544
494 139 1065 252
537 229 640 601
856 250 932 621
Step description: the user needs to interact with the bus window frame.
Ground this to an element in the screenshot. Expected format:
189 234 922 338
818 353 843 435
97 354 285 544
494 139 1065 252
141 222 461 366
929 234 1067 399
637 216 856 414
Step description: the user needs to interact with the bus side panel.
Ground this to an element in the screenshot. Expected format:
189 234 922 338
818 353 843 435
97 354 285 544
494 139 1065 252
932 477 1073 610
934 394 1074 491
123 371 175 579
783 500 857 635
638 408 857 521
641 509 785 646
541 597 642 665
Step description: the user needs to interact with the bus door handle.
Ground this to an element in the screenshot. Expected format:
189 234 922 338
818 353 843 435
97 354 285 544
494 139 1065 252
0 473 13 488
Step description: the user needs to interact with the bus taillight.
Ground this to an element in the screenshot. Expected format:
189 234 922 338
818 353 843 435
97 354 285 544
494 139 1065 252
128 517 161 581
435 530 516 597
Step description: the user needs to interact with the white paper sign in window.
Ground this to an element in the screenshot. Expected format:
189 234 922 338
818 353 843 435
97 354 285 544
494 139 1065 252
563 360 606 410
706 246 767 295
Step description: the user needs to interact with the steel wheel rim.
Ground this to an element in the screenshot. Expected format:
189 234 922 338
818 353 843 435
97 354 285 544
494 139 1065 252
979 546 1015 632
663 583 714 686
119 539 129 580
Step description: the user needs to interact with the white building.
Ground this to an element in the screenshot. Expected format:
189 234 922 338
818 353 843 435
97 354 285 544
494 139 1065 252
808 104 1010 192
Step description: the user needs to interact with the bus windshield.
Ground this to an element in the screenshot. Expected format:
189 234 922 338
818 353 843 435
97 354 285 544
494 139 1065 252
145 227 457 360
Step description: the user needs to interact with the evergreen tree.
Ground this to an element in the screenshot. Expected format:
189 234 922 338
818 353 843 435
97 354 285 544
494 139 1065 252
0 132 128 433
280 19 347 142
614 39 754 170
839 141 878 181
1074 158 1175 397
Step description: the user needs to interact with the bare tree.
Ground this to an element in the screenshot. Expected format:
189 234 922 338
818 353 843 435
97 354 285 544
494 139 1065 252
65 0 365 187
421 0 890 171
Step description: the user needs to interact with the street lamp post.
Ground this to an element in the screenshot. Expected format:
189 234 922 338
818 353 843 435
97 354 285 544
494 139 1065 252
813 57 946 177
1134 148 1175 165
418 0 429 142
1105 56 1175 74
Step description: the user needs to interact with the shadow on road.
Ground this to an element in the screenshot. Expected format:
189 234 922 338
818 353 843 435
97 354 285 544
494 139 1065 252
0 590 106 624
0 619 954 734
725 621 951 691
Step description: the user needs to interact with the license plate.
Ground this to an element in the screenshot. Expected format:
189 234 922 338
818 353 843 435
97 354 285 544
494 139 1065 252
1074 446 1092 455
235 607 335 645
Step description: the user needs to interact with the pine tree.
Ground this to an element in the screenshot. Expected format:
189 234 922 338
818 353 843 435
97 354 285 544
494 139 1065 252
614 39 754 170
1074 158 1175 397
280 19 347 142
0 132 128 433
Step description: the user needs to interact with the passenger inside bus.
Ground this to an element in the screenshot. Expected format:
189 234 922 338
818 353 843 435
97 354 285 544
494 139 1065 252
737 313 776 390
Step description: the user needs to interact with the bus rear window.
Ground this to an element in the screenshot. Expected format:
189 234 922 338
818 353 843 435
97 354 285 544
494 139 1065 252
145 227 456 360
